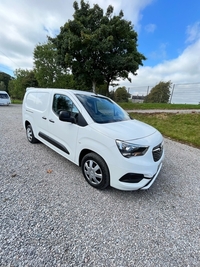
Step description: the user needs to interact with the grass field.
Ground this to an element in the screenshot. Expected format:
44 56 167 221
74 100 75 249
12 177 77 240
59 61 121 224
120 102 200 110
129 112 200 148
11 99 23 104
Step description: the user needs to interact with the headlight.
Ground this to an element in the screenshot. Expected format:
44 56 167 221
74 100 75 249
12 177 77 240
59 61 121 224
116 139 149 158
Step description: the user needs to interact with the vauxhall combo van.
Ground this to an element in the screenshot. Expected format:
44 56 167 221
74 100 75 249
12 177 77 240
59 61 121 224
22 88 164 190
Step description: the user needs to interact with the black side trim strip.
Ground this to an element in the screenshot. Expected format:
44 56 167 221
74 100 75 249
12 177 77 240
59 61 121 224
39 132 69 154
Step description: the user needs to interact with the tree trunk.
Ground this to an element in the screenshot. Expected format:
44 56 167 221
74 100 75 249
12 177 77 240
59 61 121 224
105 81 110 96
92 81 96 93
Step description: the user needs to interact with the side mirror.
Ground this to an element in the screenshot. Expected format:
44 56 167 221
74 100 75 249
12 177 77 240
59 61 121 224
59 111 75 123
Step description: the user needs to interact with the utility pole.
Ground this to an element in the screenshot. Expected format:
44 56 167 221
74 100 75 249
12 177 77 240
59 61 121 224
169 84 175 103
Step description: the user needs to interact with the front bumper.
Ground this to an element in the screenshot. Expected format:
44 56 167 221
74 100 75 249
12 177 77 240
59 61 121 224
108 135 164 190
110 160 163 191
0 102 11 105
140 161 163 190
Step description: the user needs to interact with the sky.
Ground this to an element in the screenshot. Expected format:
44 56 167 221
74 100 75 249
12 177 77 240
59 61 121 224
0 0 200 100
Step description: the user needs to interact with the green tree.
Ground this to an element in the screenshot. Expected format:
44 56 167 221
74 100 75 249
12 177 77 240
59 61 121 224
144 81 172 103
0 72 13 93
109 89 115 100
0 81 6 91
9 69 38 100
51 0 146 95
33 41 75 88
34 41 90 90
114 86 130 102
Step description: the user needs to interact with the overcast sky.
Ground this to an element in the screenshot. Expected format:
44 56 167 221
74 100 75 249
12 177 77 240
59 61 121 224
0 0 200 94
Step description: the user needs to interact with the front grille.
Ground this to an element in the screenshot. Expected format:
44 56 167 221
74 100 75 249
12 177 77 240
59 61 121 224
152 142 163 162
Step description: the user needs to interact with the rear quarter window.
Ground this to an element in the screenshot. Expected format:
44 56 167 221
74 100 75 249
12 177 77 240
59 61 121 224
35 92 50 112
26 92 37 109
26 92 49 111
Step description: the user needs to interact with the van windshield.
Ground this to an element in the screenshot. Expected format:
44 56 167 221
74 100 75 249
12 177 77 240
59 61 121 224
0 93 9 99
76 94 130 123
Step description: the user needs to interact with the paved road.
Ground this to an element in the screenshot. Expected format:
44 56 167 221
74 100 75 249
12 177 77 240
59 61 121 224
0 105 200 266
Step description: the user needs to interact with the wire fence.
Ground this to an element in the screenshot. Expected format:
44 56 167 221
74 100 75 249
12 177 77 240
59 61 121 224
127 83 200 104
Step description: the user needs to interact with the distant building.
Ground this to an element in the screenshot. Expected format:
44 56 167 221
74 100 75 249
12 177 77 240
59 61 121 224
131 95 145 103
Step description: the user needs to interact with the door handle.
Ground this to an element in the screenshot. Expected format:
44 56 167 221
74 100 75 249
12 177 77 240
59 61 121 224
42 116 47 120
49 119 55 123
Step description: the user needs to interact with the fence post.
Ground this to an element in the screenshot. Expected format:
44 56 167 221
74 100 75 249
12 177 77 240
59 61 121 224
169 84 175 103
146 86 149 96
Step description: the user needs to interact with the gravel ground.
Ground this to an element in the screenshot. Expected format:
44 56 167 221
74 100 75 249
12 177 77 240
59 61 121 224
0 104 200 267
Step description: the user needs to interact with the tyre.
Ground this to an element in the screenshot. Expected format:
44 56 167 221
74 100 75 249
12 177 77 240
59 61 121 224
81 152 110 189
26 124 38 143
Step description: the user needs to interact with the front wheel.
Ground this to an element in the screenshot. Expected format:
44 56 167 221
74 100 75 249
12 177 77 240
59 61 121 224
26 124 38 143
81 152 110 189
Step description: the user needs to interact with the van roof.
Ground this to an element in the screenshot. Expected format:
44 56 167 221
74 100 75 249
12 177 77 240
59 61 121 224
25 87 99 96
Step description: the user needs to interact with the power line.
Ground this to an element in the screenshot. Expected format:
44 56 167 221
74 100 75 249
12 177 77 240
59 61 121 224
0 49 21 69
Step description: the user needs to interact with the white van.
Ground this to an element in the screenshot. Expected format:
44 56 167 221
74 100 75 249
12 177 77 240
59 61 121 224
0 91 11 105
22 88 164 190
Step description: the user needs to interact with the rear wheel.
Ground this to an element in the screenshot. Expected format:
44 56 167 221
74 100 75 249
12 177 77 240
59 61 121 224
81 152 110 189
26 124 38 143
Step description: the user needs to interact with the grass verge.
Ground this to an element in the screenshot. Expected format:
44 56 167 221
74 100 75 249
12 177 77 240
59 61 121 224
11 99 23 104
129 112 200 148
120 102 200 110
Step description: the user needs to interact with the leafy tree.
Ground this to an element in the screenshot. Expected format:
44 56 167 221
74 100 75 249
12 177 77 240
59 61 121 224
33 41 75 88
0 72 13 93
8 80 15 98
0 81 6 91
109 90 115 100
144 81 172 103
51 0 146 95
114 86 130 102
33 40 90 90
9 69 38 100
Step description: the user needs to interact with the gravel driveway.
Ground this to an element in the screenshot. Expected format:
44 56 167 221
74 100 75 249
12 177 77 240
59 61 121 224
0 105 200 267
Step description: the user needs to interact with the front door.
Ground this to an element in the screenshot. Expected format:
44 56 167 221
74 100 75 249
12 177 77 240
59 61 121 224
46 93 80 163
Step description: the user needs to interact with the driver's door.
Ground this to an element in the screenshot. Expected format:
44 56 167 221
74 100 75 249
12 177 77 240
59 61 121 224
47 93 80 162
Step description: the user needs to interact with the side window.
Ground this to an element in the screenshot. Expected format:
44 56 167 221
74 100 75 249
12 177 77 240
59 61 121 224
52 94 79 116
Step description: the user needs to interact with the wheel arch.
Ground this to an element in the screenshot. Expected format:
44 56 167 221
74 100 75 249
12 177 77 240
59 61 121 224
25 120 31 129
79 149 93 167
78 149 110 173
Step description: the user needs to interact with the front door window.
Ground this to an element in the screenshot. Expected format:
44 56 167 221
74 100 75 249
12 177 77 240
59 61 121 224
52 94 79 117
